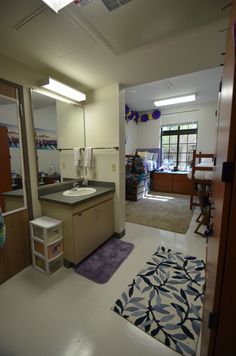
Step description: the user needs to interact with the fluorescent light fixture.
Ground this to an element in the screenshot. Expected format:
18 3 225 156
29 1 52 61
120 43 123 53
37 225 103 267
32 88 80 105
154 94 196 107
40 78 86 102
42 0 73 13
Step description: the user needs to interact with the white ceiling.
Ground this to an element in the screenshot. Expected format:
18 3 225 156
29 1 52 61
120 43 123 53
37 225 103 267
126 67 222 112
0 0 229 95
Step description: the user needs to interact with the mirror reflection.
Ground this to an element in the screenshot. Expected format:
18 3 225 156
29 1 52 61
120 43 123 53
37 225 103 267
0 95 25 212
31 91 85 185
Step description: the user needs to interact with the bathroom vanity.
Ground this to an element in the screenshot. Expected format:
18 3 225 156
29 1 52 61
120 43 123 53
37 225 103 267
39 181 115 266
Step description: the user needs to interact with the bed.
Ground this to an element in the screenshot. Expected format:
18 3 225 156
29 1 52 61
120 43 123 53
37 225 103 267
135 148 160 173
188 150 214 210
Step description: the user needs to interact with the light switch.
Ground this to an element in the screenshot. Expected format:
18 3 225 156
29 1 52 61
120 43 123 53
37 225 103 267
111 163 116 172
62 161 66 169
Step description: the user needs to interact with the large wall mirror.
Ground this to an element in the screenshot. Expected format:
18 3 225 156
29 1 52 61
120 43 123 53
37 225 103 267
31 90 85 186
0 94 26 213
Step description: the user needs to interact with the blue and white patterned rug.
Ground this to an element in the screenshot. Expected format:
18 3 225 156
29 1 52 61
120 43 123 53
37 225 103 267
111 246 205 356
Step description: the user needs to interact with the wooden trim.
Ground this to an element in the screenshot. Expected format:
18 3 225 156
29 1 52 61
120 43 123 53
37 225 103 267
0 209 31 283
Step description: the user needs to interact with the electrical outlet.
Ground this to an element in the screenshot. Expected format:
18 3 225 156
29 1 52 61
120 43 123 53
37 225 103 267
111 163 116 172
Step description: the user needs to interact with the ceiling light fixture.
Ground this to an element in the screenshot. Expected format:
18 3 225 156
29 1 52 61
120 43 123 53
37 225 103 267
39 77 86 102
41 0 74 13
154 94 196 107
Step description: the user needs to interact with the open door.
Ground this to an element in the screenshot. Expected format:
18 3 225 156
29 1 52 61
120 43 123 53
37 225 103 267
201 1 236 355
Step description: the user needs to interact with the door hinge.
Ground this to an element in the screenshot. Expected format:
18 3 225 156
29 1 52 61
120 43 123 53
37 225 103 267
221 161 234 182
219 80 222 93
208 312 218 331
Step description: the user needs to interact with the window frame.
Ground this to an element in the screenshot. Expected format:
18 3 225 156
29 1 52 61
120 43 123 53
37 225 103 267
160 123 198 171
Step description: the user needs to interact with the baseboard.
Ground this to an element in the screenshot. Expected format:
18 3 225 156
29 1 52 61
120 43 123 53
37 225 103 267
113 229 126 239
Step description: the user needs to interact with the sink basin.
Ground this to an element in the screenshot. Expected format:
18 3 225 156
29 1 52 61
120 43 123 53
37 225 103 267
63 187 96 197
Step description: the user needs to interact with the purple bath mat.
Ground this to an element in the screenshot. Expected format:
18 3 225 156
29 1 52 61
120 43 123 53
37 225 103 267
74 238 134 284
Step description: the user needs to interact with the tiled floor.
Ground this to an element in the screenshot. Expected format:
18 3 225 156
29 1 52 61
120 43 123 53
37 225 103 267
0 210 206 356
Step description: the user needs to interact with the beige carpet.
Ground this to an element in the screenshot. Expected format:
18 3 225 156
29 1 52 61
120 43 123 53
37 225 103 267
126 191 193 234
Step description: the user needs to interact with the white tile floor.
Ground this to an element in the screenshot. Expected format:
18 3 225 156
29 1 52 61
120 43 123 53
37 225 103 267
0 210 206 356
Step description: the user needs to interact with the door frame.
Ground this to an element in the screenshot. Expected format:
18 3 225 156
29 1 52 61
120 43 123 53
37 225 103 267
0 78 33 218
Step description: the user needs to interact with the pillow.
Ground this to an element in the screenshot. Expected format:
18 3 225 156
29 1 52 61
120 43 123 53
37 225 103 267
137 151 148 159
152 153 158 161
146 152 154 160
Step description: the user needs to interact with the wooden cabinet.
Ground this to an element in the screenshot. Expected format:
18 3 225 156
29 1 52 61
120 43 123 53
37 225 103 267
41 192 114 265
153 172 172 193
73 198 114 263
153 172 192 195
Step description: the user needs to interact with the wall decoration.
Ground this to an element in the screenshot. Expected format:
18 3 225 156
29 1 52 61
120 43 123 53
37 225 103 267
35 128 57 150
125 105 161 123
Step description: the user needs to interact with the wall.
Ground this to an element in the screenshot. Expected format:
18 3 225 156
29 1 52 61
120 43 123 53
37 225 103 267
57 101 85 179
125 119 138 154
85 84 125 234
33 105 60 174
127 102 218 155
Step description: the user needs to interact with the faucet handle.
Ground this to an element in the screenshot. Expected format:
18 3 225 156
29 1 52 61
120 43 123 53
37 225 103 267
72 181 80 189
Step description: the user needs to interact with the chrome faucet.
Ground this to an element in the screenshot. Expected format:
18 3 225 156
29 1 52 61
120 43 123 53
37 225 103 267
81 177 88 187
71 181 80 190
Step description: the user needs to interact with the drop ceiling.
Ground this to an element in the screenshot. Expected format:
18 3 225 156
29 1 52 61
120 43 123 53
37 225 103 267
0 0 230 93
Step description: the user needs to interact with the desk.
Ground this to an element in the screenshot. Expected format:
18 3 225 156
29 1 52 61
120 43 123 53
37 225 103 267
152 172 192 195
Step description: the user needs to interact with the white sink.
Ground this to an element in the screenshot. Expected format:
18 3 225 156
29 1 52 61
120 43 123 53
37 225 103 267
63 187 96 197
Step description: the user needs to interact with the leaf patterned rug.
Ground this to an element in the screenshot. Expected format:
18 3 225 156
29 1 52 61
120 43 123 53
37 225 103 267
111 247 205 356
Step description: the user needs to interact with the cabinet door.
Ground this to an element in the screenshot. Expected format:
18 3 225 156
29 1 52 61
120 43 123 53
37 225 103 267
172 174 192 194
73 199 114 264
152 173 172 192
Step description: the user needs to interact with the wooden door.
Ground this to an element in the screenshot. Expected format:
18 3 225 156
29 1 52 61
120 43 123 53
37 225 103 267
201 1 236 354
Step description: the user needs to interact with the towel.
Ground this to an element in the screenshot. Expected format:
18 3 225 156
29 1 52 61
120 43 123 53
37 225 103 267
0 207 6 248
84 147 93 168
73 148 83 167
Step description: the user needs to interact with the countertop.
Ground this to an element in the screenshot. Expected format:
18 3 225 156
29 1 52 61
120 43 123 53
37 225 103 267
38 180 115 206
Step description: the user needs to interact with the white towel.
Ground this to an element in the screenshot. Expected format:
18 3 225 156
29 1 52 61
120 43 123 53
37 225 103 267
84 147 93 168
73 148 82 167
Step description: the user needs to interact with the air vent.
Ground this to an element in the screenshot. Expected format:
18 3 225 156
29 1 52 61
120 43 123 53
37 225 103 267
101 0 133 12
74 0 94 8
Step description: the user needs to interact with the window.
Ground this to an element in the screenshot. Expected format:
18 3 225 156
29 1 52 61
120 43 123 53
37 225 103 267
161 123 198 171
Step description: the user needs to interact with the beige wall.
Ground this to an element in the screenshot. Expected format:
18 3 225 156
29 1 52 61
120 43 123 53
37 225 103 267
85 84 125 234
57 101 85 180
127 102 218 155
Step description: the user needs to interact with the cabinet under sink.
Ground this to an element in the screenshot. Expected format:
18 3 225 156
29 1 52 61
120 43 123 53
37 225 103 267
40 192 114 266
